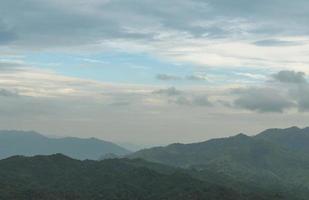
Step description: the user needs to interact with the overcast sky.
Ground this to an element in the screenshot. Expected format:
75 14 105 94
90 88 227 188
1 0 309 146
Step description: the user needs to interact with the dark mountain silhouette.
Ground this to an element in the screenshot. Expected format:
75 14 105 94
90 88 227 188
0 130 130 160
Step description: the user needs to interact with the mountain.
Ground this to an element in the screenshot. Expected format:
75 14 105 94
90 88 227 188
129 127 309 198
0 154 251 200
256 126 309 154
0 130 130 160
129 132 305 169
1 128 309 199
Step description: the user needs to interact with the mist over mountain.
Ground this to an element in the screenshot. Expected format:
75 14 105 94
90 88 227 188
0 130 130 160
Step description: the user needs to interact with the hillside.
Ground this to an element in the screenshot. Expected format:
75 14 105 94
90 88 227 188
1 128 309 199
0 130 130 160
256 126 309 154
0 154 250 200
129 127 309 197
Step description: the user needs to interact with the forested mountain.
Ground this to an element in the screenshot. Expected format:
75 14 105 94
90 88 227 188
2 127 309 199
256 126 309 154
129 127 309 198
0 130 130 160
0 154 251 200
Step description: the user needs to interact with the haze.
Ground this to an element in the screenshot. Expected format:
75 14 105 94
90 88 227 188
1 0 309 146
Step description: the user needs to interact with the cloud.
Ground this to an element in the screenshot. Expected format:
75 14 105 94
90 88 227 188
229 70 309 113
171 95 213 107
235 72 266 80
0 0 212 49
172 96 191 105
108 101 131 107
272 70 307 84
0 89 19 97
1 62 309 144
269 70 309 112
152 87 182 96
0 60 155 100
186 75 208 81
192 96 213 106
0 0 306 47
153 87 212 107
81 58 108 64
232 87 294 113
3 0 309 144
295 87 309 111
156 74 208 81
156 74 182 81
0 0 155 49
253 39 303 47
1 0 309 73
287 84 309 112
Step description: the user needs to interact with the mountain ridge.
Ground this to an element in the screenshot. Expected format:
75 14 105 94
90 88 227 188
0 130 130 160
129 126 309 196
0 154 251 200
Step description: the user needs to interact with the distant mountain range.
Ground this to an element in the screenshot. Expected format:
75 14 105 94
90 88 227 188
3 127 309 199
129 127 309 199
0 130 130 160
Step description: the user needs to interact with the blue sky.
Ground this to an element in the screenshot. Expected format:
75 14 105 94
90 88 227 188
24 52 196 84
19 51 270 87
1 0 309 145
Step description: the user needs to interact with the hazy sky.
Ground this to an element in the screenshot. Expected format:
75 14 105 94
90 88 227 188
1 0 309 146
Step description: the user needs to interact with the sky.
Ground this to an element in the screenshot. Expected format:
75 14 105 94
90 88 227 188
1 0 309 146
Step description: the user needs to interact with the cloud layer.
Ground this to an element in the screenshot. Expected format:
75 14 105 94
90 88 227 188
2 1 309 144
232 87 294 113
1 0 309 72
272 70 307 84
231 71 309 113
1 60 309 144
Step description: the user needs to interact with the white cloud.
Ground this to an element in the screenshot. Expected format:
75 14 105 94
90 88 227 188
2 0 309 144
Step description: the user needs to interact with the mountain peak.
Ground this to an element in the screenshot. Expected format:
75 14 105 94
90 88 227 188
257 126 302 137
254 126 309 154
234 133 249 138
285 126 301 131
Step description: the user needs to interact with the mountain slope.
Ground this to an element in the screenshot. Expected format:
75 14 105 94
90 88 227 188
0 154 249 200
0 130 130 160
129 128 309 196
256 126 309 154
129 133 306 169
